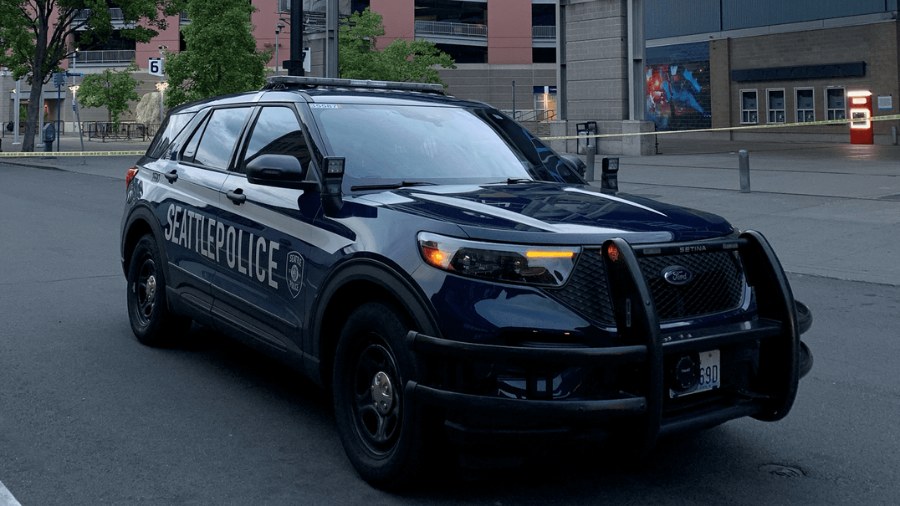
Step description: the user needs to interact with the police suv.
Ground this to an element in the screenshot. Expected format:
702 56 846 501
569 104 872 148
121 76 813 488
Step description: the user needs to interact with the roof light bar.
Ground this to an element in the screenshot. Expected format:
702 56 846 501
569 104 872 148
264 76 445 94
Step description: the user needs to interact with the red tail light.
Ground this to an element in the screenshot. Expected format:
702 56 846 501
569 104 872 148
125 167 139 189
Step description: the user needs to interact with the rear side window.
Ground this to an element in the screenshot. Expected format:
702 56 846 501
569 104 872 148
183 107 252 170
146 112 196 159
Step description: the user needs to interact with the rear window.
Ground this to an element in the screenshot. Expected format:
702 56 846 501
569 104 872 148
146 112 197 160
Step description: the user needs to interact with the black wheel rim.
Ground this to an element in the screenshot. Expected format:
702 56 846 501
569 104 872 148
133 256 158 327
350 339 402 456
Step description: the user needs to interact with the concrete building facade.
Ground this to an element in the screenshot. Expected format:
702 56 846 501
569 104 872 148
3 0 898 150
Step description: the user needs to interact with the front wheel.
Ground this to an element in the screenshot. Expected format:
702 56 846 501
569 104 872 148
126 235 190 346
332 303 425 489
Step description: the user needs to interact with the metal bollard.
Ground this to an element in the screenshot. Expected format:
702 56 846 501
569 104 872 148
585 148 595 182
892 126 898 146
738 149 751 193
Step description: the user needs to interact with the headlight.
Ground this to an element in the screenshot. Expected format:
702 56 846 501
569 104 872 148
417 232 580 287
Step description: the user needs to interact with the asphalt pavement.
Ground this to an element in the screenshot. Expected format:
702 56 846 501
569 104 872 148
2 132 899 286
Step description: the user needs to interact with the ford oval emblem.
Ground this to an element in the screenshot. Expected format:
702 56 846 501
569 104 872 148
662 265 693 286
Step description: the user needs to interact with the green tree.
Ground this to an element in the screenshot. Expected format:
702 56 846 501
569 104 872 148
77 64 140 128
340 8 455 84
0 0 182 151
164 0 270 108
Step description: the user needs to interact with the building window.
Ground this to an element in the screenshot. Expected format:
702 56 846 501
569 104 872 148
795 88 815 122
740 90 758 124
826 87 846 120
278 0 290 13
767 89 785 123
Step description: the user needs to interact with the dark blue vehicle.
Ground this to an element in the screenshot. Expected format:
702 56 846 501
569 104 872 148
120 76 812 489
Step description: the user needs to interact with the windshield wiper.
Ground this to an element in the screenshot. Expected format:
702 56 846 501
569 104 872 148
350 181 436 191
505 177 535 184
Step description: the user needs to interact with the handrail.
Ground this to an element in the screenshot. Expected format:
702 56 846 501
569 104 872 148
414 20 487 38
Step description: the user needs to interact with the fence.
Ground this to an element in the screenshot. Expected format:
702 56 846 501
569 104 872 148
84 122 159 141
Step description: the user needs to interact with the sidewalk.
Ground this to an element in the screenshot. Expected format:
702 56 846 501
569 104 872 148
593 138 900 286
0 131 149 155
2 134 898 286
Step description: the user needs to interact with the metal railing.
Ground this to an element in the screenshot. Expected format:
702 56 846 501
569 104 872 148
532 25 556 40
84 121 156 141
504 109 558 122
73 8 125 23
73 50 136 65
414 20 487 38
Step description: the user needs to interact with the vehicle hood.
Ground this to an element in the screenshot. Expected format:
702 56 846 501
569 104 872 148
355 183 734 243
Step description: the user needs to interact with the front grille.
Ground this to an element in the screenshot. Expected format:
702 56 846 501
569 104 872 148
638 251 746 321
545 249 616 326
546 247 746 327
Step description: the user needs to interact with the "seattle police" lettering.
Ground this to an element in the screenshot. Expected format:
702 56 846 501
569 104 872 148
163 203 280 289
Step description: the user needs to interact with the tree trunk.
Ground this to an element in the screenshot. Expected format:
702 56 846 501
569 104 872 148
22 14 50 152
22 80 43 152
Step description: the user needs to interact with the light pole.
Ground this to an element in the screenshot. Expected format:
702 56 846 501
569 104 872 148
157 45 167 125
156 82 168 124
13 77 21 145
275 21 285 74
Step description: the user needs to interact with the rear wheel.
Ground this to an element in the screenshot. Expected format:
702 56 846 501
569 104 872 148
332 302 425 489
126 235 190 346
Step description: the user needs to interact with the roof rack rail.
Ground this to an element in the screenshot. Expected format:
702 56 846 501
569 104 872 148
264 76 446 95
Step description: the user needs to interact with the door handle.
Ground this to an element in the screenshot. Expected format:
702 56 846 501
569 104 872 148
226 189 247 204
164 170 178 183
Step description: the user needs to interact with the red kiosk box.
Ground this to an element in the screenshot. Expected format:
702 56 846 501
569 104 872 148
848 90 874 144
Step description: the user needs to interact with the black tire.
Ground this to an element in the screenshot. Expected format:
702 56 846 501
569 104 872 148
332 302 425 489
126 235 190 346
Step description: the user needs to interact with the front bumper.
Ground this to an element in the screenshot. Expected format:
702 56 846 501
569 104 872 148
405 231 813 448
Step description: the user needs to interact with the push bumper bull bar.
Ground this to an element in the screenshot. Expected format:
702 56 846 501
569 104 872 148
405 231 813 447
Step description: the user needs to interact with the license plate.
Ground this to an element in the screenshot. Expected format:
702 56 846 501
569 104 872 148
669 349 720 398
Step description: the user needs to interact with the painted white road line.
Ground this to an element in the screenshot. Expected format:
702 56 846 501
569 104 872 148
0 481 21 506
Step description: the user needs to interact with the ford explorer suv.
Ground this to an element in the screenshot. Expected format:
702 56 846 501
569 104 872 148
120 76 813 489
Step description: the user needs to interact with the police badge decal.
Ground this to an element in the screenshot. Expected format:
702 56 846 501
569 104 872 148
286 251 304 299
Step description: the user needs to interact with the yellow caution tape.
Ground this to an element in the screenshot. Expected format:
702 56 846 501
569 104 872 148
539 113 900 141
0 150 145 158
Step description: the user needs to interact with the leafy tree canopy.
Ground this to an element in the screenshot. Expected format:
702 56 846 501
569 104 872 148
164 0 270 107
0 0 182 151
77 64 140 127
339 8 455 84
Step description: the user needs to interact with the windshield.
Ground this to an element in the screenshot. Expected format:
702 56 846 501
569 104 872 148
309 103 536 188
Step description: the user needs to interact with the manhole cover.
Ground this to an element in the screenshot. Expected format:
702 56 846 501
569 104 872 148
759 463 806 478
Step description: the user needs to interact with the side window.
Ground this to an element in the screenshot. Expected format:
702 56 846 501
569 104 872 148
740 90 758 124
147 111 196 159
766 89 785 124
826 87 846 120
240 106 311 173
188 107 252 170
795 88 815 122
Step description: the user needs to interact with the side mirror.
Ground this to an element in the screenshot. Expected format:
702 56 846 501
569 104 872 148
559 154 587 179
245 154 313 189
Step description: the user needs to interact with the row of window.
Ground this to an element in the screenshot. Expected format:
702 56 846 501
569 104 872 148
740 87 847 125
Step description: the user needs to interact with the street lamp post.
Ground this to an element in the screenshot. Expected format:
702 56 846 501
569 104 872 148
157 46 167 125
275 21 285 74
13 77 21 145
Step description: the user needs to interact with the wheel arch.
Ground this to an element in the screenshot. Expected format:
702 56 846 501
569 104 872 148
122 205 170 280
310 258 440 391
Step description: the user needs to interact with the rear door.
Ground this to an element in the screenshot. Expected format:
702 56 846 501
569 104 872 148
159 106 252 314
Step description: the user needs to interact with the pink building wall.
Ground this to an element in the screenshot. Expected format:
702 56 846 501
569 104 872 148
135 15 181 72
372 0 415 48
487 0 533 64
